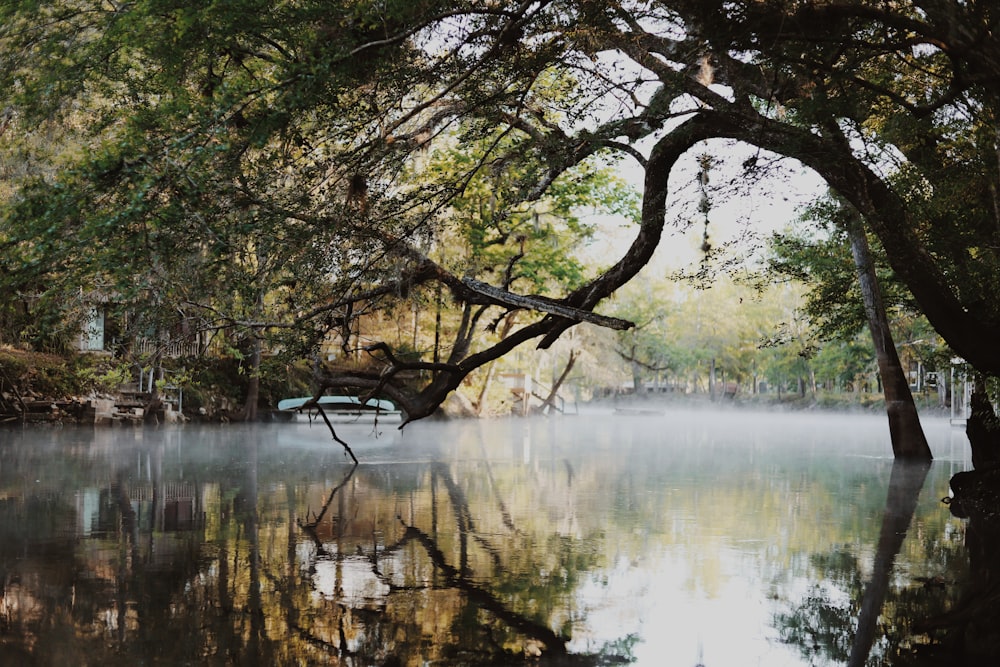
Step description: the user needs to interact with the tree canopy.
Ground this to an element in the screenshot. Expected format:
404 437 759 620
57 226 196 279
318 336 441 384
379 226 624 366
2 0 998 421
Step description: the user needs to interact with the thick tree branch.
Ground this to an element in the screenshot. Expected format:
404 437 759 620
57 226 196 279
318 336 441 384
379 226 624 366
538 114 720 348
460 278 633 330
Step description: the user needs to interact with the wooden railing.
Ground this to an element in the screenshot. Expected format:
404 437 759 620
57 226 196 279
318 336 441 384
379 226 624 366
134 336 201 358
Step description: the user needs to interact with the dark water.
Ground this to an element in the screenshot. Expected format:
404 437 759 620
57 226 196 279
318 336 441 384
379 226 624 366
0 410 977 665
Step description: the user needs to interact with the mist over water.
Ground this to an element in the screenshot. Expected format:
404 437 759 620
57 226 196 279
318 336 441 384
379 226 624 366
0 410 972 665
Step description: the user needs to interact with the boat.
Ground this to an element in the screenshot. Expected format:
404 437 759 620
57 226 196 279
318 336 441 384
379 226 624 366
275 395 402 423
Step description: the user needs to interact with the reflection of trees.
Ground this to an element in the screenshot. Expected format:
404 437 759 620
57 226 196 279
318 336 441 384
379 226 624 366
295 456 616 664
916 465 1000 662
0 422 896 666
0 440 209 664
391 523 569 659
848 461 930 666
775 460 965 666
0 425 626 666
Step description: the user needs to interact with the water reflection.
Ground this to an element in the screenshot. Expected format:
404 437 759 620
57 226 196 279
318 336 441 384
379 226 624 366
0 412 979 665
849 460 931 666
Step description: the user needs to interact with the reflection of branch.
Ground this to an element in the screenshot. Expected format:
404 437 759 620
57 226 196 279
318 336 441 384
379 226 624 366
432 462 504 572
398 521 569 657
477 439 518 534
299 464 358 535
290 621 341 656
298 464 358 554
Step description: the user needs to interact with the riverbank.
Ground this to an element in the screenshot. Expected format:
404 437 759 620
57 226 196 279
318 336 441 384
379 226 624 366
2 345 953 425
0 346 289 425
588 388 953 418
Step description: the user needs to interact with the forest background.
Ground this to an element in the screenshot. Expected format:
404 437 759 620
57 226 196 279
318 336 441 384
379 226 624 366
0 1 994 443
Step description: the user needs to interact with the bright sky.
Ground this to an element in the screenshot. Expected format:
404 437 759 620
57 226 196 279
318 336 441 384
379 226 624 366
582 141 828 277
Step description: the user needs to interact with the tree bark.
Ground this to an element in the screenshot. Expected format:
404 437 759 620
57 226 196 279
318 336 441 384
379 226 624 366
236 335 262 422
966 376 1000 470
846 216 931 459
704 109 1000 375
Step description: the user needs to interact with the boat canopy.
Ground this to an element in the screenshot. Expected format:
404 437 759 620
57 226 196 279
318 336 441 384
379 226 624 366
277 396 397 413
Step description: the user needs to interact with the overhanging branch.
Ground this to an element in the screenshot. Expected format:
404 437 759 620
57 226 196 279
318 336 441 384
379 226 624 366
460 278 633 330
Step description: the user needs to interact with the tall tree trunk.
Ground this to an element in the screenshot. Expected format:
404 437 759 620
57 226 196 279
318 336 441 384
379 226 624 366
143 347 164 423
475 361 499 417
240 285 265 422
242 335 262 422
475 312 516 416
631 344 644 395
709 357 716 400
433 285 442 364
847 217 931 459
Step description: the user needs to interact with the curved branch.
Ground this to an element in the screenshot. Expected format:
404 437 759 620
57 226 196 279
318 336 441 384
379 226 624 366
537 114 720 348
697 107 1000 374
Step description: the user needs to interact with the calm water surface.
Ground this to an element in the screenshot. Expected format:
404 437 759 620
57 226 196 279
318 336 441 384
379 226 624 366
0 410 976 665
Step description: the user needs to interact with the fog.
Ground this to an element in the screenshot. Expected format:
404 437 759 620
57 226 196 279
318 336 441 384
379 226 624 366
0 409 973 665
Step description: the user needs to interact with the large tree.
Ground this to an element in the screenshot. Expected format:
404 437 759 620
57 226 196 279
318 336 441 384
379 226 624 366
770 196 937 457
2 1 999 443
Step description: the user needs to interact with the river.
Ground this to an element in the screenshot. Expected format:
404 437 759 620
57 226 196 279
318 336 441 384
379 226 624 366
0 409 977 665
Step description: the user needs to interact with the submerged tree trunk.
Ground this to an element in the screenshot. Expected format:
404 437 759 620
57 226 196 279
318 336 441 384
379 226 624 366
966 376 1000 470
847 217 931 460
143 347 164 423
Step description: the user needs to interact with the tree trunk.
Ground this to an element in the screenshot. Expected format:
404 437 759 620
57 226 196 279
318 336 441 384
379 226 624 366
631 344 644 395
433 285 442 364
539 350 577 414
242 335 262 422
143 347 164 423
475 312 517 416
709 357 716 400
847 217 931 460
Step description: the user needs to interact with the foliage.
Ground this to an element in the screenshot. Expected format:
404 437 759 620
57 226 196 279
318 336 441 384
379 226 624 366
769 196 933 343
0 346 104 397
767 194 952 397
3 0 1000 421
